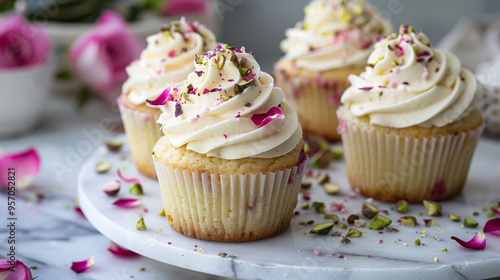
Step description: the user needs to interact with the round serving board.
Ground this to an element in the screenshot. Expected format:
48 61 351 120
78 136 500 280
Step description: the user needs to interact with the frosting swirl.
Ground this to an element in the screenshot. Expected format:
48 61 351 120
157 45 302 159
341 26 483 128
279 0 391 71
123 17 216 105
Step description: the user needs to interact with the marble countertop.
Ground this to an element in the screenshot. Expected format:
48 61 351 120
0 95 231 280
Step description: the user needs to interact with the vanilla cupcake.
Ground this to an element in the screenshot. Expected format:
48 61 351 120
118 17 216 178
338 26 484 202
152 45 307 242
275 0 391 140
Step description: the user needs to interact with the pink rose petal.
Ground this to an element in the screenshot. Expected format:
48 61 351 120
70 10 144 103
0 14 50 69
0 259 33 279
108 241 138 257
484 218 500 236
71 256 94 273
313 250 320 256
251 106 285 127
147 86 174 106
491 204 500 215
117 169 140 183
162 0 209 15
0 148 40 189
74 206 86 218
113 198 141 208
451 232 486 250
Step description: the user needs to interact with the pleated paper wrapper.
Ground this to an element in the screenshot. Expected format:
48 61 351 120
118 99 162 178
153 156 307 242
340 115 484 203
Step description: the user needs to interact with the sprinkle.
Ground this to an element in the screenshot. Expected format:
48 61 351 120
195 71 203 77
422 65 429 81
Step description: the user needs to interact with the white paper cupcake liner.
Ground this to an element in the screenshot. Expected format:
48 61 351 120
118 99 163 178
153 156 307 242
340 116 484 202
281 77 344 141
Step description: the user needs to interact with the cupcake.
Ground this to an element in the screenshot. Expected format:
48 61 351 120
118 17 216 178
338 26 484 202
275 0 391 140
152 45 307 242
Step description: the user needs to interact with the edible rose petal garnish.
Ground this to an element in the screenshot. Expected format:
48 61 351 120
251 106 285 127
484 218 500 236
117 169 140 183
108 241 138 257
491 204 500 215
0 148 40 189
113 198 142 208
146 86 174 106
450 232 486 250
71 256 95 273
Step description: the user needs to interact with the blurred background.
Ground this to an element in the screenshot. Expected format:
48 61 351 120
220 0 500 71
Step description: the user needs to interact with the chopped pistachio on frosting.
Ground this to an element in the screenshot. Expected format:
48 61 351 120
156 45 302 159
280 0 392 71
123 17 216 106
341 25 484 128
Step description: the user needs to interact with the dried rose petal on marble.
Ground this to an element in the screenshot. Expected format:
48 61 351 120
484 218 500 236
451 232 486 250
117 169 140 183
112 198 142 208
0 147 40 189
108 241 138 257
71 256 95 273
0 259 33 279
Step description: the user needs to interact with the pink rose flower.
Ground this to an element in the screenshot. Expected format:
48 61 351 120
162 0 209 15
0 259 33 280
0 14 50 70
70 10 144 103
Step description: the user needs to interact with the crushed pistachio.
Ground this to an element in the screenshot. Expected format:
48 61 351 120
401 216 417 227
463 216 478 228
338 223 348 229
341 236 351 244
331 147 344 160
158 209 166 216
482 206 488 212
95 162 112 174
218 253 227 258
414 239 421 246
105 140 123 152
368 215 392 230
309 222 335 235
423 200 442 216
103 180 120 197
449 214 460 222
317 173 330 185
300 203 309 210
347 214 360 224
312 202 325 214
354 219 367 228
323 213 339 224
346 228 363 237
136 217 146 230
486 211 495 217
442 248 447 252
301 182 312 190
129 183 144 195
396 200 409 213
323 183 341 195
311 149 333 169
139 267 145 271
362 201 379 218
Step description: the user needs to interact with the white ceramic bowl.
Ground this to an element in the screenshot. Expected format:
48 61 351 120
0 63 53 137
